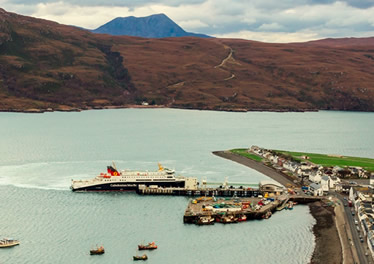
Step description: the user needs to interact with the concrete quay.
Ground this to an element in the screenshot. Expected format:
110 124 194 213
137 186 260 197
182 195 323 224
183 196 284 224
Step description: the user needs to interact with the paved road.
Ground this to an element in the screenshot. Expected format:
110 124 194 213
336 193 372 264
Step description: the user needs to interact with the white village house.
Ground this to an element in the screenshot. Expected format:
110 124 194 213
309 182 323 196
320 176 330 192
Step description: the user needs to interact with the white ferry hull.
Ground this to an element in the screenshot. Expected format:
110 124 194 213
71 180 186 192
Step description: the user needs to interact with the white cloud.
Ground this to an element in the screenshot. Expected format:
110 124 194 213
214 30 321 43
258 22 284 31
179 19 208 30
1 0 374 42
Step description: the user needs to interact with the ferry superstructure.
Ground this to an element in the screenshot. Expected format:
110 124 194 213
71 163 197 192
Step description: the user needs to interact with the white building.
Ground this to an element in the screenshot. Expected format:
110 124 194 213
321 176 329 192
329 176 341 189
309 171 322 183
259 180 285 195
309 183 323 196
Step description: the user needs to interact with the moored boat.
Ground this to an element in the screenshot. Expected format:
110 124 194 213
196 216 214 225
238 215 247 222
262 211 272 219
217 215 238 224
90 245 105 255
0 238 19 248
71 163 195 192
138 242 157 250
133 254 148 261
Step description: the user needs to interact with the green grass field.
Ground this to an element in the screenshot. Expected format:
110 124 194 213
231 149 263 162
273 150 374 171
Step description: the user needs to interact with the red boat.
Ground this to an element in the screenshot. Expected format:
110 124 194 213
238 215 247 222
138 242 157 250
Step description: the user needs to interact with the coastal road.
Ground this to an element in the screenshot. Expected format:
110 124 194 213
336 193 372 264
212 151 296 187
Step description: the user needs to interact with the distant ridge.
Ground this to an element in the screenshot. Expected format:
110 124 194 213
303 36 374 46
1 8 374 112
92 13 211 38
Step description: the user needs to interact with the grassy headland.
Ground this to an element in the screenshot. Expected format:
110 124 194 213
273 150 374 172
230 149 263 162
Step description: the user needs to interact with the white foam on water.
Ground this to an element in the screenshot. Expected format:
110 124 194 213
0 162 99 190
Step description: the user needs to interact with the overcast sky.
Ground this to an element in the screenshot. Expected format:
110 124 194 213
1 0 374 42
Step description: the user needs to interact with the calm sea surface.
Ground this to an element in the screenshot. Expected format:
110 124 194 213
0 109 373 264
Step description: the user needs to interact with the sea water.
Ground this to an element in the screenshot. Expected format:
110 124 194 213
0 109 373 264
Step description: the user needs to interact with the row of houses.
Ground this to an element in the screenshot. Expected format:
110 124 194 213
351 188 374 259
249 146 370 195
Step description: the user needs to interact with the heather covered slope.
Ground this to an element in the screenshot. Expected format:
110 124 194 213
117 37 374 111
0 8 137 110
0 8 374 112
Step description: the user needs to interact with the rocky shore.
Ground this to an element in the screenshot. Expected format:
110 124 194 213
309 201 342 264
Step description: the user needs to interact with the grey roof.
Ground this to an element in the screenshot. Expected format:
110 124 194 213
310 183 322 190
322 176 329 181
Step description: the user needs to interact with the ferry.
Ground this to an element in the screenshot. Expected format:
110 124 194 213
71 163 197 192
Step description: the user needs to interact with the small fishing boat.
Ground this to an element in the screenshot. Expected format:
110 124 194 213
287 201 294 210
138 242 157 250
196 216 214 225
0 238 20 248
238 215 247 222
218 215 238 224
90 245 105 255
262 211 272 219
133 254 148 261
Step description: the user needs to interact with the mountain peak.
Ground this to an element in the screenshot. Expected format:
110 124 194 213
92 14 210 38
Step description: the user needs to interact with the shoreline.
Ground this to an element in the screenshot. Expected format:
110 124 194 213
0 105 321 114
212 150 343 264
309 201 343 264
2 104 374 114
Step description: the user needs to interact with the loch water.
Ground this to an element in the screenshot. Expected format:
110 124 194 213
0 109 373 264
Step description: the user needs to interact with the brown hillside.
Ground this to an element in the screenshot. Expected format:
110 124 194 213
0 8 137 111
0 8 373 112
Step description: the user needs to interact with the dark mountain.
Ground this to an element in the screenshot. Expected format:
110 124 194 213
0 8 374 112
92 13 211 38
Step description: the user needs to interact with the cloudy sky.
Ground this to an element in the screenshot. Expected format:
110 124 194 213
1 0 374 42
